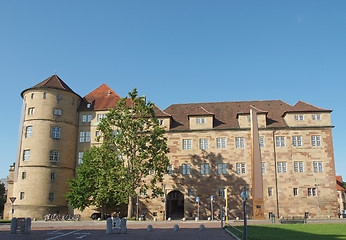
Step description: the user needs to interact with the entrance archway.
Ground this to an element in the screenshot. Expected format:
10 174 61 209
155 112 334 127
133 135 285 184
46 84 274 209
166 190 184 220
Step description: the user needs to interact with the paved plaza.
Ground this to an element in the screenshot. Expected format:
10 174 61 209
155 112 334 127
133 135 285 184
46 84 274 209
0 220 234 240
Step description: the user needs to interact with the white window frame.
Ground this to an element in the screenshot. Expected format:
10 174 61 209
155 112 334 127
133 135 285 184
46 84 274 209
276 136 285 147
23 150 30 161
262 162 265 174
236 163 245 175
313 161 323 173
295 114 304 121
51 127 61 139
85 131 91 142
217 138 226 149
53 108 62 116
49 151 59 162
217 163 227 175
311 136 321 147
25 126 32 138
260 137 264 148
312 114 321 121
236 137 245 148
78 152 84 165
87 114 92 122
183 139 192 150
28 107 35 115
196 117 206 124
97 113 106 122
80 132 85 142
294 161 304 173
199 139 209 150
278 162 287 173
82 115 87 122
292 136 302 147
200 164 210 175
182 164 191 175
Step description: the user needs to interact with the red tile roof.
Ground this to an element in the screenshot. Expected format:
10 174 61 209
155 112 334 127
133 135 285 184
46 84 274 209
164 100 292 130
21 74 79 97
283 100 332 116
79 84 123 111
336 176 346 191
152 104 171 118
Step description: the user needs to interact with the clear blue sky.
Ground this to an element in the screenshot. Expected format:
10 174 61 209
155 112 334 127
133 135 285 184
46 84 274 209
1 1 345 180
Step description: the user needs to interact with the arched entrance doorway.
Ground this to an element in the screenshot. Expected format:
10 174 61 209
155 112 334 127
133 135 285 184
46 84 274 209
166 190 184 220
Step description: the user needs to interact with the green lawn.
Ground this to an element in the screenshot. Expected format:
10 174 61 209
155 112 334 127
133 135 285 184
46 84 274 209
226 223 346 240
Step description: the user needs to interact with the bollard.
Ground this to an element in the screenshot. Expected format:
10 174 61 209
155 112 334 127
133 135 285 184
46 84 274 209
120 218 127 234
17 218 25 233
106 218 112 234
147 225 153 232
195 217 199 221
10 218 17 234
173 224 179 231
25 218 31 234
199 224 205 231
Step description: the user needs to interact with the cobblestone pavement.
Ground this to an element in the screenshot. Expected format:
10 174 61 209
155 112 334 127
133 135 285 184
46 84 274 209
0 220 235 240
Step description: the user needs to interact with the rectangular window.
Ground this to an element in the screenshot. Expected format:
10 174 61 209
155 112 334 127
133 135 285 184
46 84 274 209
49 192 54 201
166 165 173 175
312 114 321 121
78 152 84 165
159 119 164 126
259 137 264 148
140 189 147 196
236 163 245 174
218 163 227 175
268 188 273 196
218 188 225 197
25 126 32 138
277 162 287 173
95 131 100 137
294 161 304 173
276 136 285 147
196 118 206 124
293 188 298 196
262 162 265 174
236 137 245 148
199 139 209 150
188 189 194 197
295 114 304 121
53 108 62 116
43 92 47 99
51 172 56 180
49 151 59 162
22 172 26 179
20 192 24 200
217 138 226 149
183 139 192 150
80 132 85 142
182 164 191 175
311 136 321 147
87 114 92 122
200 164 210 175
28 107 35 115
51 127 61 139
82 115 87 122
292 136 302 147
97 113 106 122
85 132 91 142
308 188 317 196
313 161 323 173
23 150 30 161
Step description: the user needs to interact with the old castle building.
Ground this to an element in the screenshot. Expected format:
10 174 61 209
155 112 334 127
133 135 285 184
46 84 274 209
4 75 338 220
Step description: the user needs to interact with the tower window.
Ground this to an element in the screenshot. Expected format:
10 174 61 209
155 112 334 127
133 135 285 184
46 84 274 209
28 107 35 115
51 172 56 180
25 126 32 138
50 151 59 162
49 192 54 201
57 95 61 101
43 92 47 99
20 192 25 200
23 150 30 161
51 127 61 139
53 108 62 116
22 172 26 179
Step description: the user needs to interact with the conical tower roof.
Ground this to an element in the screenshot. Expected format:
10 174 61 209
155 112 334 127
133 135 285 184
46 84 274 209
21 74 80 98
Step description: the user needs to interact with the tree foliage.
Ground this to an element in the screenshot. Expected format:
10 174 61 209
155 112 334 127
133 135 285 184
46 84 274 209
66 88 169 218
0 183 6 214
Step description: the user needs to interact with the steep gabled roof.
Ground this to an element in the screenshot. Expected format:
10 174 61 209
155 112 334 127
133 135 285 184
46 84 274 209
152 104 171 118
336 176 346 191
78 84 123 111
237 105 268 116
21 74 79 97
188 106 214 117
164 100 292 130
283 100 332 116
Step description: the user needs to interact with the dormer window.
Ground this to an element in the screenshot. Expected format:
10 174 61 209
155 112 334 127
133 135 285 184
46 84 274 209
295 114 304 121
57 95 61 101
196 118 206 124
87 103 91 108
312 114 321 121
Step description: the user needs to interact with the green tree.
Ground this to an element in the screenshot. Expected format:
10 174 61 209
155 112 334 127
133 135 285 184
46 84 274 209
66 146 125 218
97 88 170 218
0 183 6 215
66 88 169 218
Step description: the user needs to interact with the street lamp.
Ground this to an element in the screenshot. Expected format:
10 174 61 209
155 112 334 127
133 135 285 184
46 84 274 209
241 187 249 240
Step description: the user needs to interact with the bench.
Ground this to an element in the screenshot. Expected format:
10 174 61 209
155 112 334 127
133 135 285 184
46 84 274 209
280 217 306 224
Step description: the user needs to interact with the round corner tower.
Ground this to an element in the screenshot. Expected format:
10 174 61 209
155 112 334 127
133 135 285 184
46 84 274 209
7 75 81 219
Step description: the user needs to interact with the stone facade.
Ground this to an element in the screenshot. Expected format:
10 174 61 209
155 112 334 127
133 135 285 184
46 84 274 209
4 75 339 220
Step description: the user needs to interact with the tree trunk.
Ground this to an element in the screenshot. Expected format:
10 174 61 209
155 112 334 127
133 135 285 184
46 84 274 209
127 194 133 219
